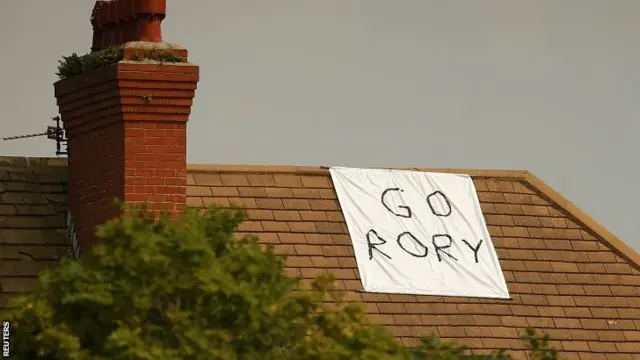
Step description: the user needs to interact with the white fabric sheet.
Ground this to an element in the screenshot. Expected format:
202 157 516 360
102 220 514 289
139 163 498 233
330 167 510 299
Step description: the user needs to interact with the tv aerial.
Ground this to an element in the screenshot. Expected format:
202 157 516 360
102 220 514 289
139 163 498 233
2 116 68 156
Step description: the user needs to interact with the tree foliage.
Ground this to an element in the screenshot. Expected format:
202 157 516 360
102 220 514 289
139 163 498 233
2 206 559 359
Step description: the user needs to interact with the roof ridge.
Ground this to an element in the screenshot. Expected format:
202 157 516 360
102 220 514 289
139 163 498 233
523 172 640 270
186 164 530 178
0 158 530 179
0 156 67 168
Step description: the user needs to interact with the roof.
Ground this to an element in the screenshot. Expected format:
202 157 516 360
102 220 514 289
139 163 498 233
0 157 70 308
186 164 640 359
1 157 639 359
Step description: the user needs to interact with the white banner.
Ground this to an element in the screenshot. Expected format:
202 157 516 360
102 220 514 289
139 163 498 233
330 167 510 299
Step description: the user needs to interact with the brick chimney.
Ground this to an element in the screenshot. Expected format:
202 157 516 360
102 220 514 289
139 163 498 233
54 0 199 255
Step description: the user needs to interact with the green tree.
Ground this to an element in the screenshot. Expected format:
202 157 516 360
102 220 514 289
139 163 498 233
2 206 559 359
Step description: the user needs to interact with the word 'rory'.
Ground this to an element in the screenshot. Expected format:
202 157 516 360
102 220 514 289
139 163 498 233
365 187 484 263
365 229 483 263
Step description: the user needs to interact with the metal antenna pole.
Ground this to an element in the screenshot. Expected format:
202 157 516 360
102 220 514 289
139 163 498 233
2 115 68 156
2 132 48 141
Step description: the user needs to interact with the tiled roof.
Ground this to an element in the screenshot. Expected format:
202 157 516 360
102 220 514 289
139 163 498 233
186 164 640 359
0 157 70 308
1 157 639 359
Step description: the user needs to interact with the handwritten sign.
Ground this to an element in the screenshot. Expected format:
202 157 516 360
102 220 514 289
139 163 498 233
330 167 509 299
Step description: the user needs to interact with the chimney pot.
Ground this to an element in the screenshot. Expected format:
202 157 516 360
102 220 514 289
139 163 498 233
136 0 167 15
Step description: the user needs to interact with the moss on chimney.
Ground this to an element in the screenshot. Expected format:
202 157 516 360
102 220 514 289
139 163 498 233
56 46 186 80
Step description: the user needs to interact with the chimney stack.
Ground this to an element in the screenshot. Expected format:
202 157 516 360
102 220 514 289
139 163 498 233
55 0 199 255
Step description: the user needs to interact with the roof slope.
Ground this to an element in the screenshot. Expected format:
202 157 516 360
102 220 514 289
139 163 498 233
1 157 638 359
0 157 70 309
187 164 640 359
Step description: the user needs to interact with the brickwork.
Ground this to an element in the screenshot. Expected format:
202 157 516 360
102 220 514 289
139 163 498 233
123 121 188 212
186 166 640 360
54 61 198 254
65 121 124 251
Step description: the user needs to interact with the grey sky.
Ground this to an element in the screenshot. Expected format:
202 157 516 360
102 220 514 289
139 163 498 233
1 1 638 252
